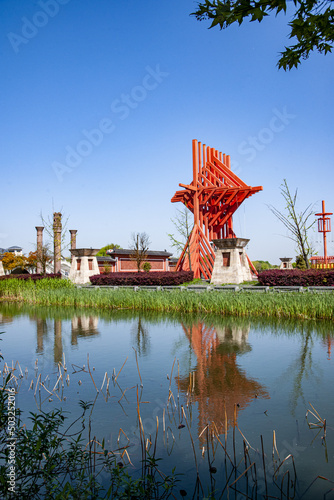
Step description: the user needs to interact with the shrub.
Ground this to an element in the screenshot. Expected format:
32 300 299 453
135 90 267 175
90 271 194 286
258 269 334 286
142 262 151 272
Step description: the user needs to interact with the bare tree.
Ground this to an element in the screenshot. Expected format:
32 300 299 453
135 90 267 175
269 179 316 268
129 232 151 272
168 206 194 271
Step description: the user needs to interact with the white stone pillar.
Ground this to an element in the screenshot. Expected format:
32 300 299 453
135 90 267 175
210 238 253 285
69 249 100 284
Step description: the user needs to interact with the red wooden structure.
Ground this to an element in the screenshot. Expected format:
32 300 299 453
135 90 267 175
171 140 262 279
315 200 332 266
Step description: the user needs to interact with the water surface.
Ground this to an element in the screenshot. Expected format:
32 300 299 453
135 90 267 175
0 303 333 499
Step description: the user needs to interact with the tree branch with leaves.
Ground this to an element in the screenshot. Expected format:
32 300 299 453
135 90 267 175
192 0 334 69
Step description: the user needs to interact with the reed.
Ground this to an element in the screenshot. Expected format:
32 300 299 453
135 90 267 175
1 280 334 320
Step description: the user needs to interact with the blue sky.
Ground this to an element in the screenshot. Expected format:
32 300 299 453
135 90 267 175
1 0 333 264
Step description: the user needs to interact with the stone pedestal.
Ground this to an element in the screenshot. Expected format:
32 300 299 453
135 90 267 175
210 238 253 285
69 249 100 285
279 257 293 269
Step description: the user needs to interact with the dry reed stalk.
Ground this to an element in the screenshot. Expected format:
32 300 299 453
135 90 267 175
300 475 334 499
224 402 228 449
118 385 136 404
198 424 209 440
41 381 61 401
211 424 234 467
29 379 34 390
260 435 268 498
136 385 146 470
163 408 165 435
236 424 255 451
153 416 159 458
87 354 99 393
117 428 130 447
177 359 180 399
145 437 152 452
233 403 237 466
52 375 62 392
272 430 280 466
100 371 107 391
114 357 128 383
133 348 143 387
168 389 177 410
14 361 23 379
275 453 297 480
181 405 198 474
71 363 87 373
121 448 133 465
227 462 256 489
34 373 41 396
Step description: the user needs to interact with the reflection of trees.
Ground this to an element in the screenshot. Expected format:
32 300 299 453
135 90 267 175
279 329 319 416
177 319 269 438
36 318 48 354
131 317 150 356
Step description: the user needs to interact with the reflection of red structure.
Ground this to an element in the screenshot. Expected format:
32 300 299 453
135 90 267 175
312 200 333 268
323 336 334 360
171 140 262 279
177 321 269 440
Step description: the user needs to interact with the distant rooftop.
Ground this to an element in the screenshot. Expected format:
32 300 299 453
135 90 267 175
0 246 23 254
106 248 172 257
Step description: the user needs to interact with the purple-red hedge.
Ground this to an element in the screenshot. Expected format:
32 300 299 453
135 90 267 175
0 273 61 282
258 269 334 286
89 271 194 286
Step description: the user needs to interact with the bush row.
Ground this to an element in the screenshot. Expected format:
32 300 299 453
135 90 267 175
89 271 194 286
0 273 61 281
258 269 334 286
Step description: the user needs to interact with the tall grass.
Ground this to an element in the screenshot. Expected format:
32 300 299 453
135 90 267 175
0 280 333 320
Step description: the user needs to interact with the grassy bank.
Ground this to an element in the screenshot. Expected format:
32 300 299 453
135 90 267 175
0 278 333 320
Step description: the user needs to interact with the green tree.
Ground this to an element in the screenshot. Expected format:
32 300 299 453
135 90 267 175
96 243 121 256
295 254 307 269
192 0 334 69
269 179 315 269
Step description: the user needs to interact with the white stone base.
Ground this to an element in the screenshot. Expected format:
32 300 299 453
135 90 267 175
0 261 4 276
210 238 253 285
69 249 100 285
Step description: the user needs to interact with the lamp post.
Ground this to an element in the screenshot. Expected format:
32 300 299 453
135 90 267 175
315 200 332 266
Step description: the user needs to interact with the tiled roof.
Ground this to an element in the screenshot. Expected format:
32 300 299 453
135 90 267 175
96 256 116 262
107 249 172 257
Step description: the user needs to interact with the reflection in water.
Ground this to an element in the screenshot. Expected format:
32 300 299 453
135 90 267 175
177 320 269 437
33 315 100 363
131 317 150 356
71 316 99 346
323 335 334 360
36 318 48 354
0 313 13 325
